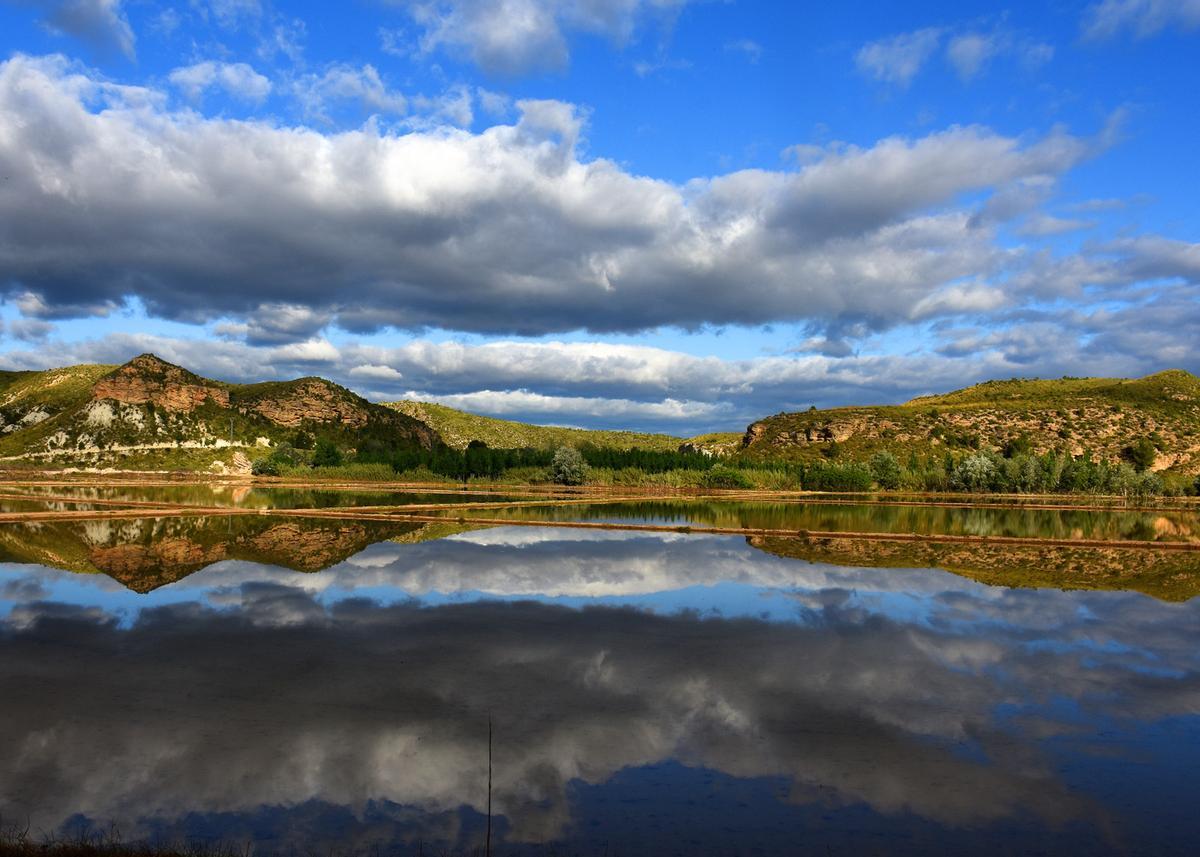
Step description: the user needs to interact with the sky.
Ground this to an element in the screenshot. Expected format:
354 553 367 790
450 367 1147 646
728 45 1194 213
0 0 1197 435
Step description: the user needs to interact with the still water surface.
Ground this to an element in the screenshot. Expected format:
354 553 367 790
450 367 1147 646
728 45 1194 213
0 502 1197 855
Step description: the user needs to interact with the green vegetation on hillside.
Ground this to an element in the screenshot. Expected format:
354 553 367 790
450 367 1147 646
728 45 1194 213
386 400 686 451
741 370 1200 479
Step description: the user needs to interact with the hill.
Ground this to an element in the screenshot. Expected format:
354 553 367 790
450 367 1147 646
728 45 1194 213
0 354 439 472
385 399 686 451
739 370 1200 474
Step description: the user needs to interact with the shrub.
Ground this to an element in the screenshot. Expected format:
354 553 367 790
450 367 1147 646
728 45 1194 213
951 454 999 492
551 446 588 485
868 451 902 490
312 439 343 468
1122 437 1157 472
702 465 753 489
251 457 281 476
801 462 873 492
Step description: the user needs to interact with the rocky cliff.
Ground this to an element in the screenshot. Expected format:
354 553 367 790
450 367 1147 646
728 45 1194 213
91 354 229 412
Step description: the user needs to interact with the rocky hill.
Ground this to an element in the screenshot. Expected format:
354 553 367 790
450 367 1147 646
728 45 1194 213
739 370 1200 474
0 354 439 472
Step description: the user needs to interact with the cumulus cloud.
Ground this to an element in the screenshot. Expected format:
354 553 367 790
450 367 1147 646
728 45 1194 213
168 60 272 103
0 55 1111 345
1082 0 1200 40
402 0 695 75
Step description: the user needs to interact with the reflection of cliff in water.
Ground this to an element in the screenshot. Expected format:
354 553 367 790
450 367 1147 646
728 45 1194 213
0 516 445 592
749 535 1200 602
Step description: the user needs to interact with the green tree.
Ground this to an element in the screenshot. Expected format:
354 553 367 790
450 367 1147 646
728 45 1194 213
312 439 343 468
551 446 588 485
292 430 314 450
251 457 280 476
1122 437 1157 472
702 465 752 489
868 451 902 490
951 454 998 493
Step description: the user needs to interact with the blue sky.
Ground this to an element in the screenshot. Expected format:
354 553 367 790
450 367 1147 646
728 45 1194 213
0 0 1197 433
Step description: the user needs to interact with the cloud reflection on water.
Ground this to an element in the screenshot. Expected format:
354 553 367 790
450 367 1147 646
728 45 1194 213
0 528 1197 854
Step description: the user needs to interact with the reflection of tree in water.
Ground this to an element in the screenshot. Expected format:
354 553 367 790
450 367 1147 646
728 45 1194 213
492 499 1197 543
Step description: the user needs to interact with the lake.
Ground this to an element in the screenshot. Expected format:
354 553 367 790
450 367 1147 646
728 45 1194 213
0 487 1197 855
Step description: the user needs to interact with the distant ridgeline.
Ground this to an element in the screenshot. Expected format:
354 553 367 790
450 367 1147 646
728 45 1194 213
0 354 1197 490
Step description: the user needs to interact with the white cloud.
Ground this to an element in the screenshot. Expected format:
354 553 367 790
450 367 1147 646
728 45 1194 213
855 27 943 87
403 388 731 423
292 63 408 120
1083 0 1200 40
860 26 1054 86
945 33 999 80
0 53 1172 422
403 0 696 75
349 363 404 381
202 0 263 29
168 61 272 103
378 25 409 57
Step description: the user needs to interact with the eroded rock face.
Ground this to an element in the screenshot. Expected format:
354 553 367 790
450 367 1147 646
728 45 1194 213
743 417 869 448
92 354 229 413
244 379 369 428
743 422 768 447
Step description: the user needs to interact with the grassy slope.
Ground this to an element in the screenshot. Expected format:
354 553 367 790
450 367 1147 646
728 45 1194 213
0 364 116 416
740 370 1200 473
386 400 686 451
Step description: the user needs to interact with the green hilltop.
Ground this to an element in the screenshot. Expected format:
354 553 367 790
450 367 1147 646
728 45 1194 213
385 399 686 452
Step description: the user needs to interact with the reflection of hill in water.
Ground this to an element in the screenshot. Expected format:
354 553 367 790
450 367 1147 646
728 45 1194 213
0 516 448 592
749 536 1200 602
0 508 1196 600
